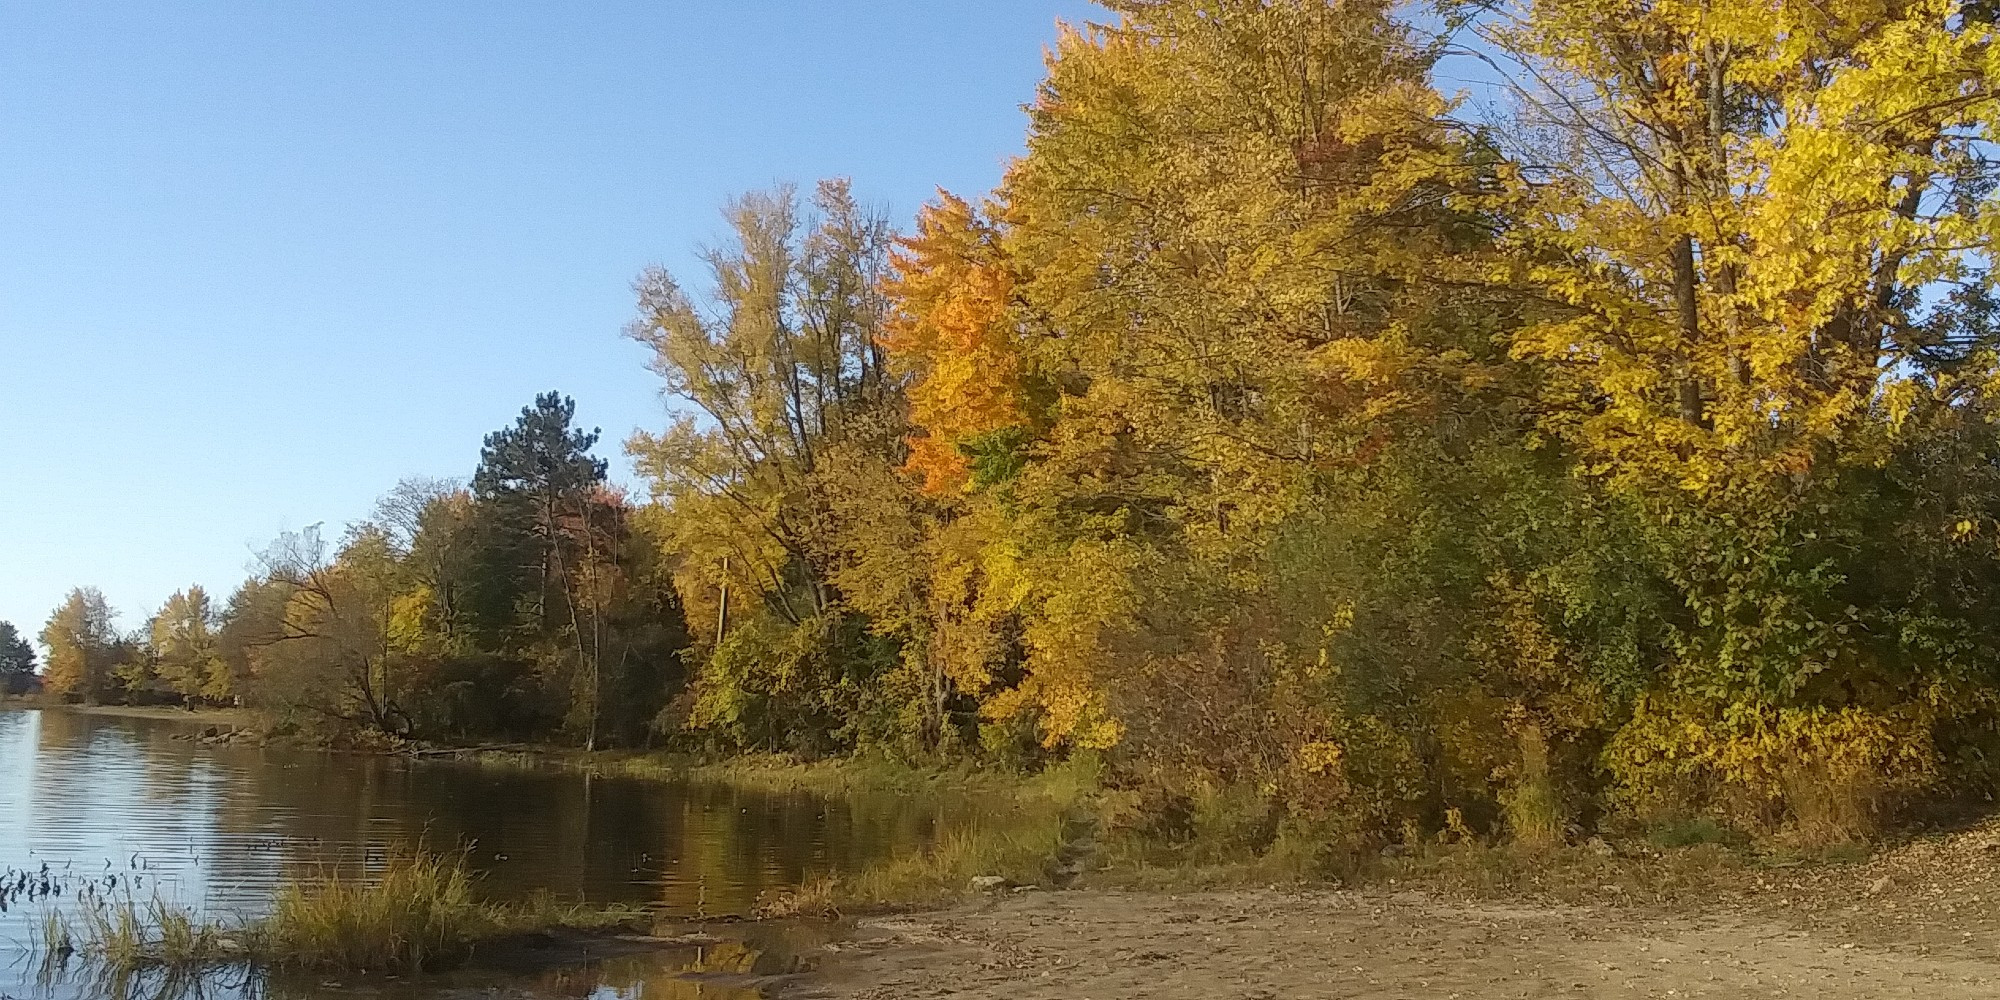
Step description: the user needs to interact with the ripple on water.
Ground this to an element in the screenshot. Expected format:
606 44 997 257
0 709 930 999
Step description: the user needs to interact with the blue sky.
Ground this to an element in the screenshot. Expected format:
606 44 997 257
0 1 1099 645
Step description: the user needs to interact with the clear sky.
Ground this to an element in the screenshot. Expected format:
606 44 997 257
0 1 1100 646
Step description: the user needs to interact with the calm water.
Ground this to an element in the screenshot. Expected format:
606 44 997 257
0 709 942 999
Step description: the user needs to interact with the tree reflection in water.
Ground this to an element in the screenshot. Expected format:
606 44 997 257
0 711 891 1000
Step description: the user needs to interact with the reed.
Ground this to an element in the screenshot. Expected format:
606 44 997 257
263 849 481 971
35 895 241 968
36 908 73 957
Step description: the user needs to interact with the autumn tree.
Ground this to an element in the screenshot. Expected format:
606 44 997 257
1440 0 2000 831
216 576 287 707
882 0 1559 829
628 179 954 753
881 192 1025 495
39 587 122 703
149 587 225 705
374 477 474 651
237 526 409 734
628 182 895 626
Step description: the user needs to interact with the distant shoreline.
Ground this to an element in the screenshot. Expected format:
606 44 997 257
0 700 251 727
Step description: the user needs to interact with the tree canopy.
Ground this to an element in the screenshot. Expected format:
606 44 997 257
43 0 2000 847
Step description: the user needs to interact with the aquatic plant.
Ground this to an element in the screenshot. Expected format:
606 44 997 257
33 848 647 977
263 849 480 971
33 892 244 971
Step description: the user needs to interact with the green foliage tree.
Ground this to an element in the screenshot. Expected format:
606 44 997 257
0 621 35 695
473 392 615 747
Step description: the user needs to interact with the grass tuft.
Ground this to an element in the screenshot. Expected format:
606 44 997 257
35 848 651 978
752 876 841 919
264 849 481 972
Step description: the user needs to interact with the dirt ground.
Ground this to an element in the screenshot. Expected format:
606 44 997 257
791 824 2000 999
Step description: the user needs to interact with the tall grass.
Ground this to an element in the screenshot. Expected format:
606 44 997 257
37 908 73 957
894 824 1066 898
35 896 239 967
33 849 649 977
264 850 482 971
751 758 1104 914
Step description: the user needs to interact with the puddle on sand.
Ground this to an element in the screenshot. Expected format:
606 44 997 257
7 921 844 1000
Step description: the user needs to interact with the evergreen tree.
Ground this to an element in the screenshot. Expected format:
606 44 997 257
0 621 35 696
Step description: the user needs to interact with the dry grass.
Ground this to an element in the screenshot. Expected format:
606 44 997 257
36 849 647 977
36 896 243 967
752 876 842 919
498 887 651 933
442 745 1082 803
263 849 481 971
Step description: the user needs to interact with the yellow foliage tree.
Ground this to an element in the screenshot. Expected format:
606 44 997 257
882 193 1025 494
39 587 120 704
150 586 224 704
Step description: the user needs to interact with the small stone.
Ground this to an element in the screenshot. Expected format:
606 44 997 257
1868 876 1893 896
1585 837 1616 858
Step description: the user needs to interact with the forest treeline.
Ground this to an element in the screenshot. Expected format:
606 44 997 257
20 394 690 749
18 0 2000 847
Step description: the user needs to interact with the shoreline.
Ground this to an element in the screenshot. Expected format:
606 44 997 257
3 700 1053 807
796 810 2000 997
0 700 252 727
25 700 2000 996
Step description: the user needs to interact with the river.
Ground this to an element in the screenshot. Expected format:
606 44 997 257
0 708 939 999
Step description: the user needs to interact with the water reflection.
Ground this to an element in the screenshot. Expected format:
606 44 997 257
0 709 928 998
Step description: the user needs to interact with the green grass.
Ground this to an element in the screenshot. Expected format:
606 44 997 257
749 756 1104 913
681 753 1063 798
843 819 1071 906
1647 816 1749 850
451 746 1111 915
753 817 1074 915
434 744 1085 802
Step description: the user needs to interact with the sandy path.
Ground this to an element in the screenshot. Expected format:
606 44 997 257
794 888 2000 999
